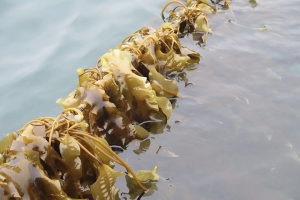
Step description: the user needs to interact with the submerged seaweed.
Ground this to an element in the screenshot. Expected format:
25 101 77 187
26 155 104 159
0 0 231 199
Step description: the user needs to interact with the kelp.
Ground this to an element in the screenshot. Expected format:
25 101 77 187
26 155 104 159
0 0 232 199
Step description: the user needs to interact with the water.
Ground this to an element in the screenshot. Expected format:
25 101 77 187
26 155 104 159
1 0 300 199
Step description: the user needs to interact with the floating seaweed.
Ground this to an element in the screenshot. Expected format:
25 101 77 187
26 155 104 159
0 0 231 199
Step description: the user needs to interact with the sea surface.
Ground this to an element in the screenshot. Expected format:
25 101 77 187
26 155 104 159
1 0 300 199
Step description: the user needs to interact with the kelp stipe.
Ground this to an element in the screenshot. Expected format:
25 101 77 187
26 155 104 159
0 0 232 199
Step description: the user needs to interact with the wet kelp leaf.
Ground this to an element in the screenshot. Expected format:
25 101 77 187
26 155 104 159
181 46 201 64
195 15 212 34
0 149 80 199
133 125 150 140
59 134 82 179
146 68 174 117
197 2 216 14
74 80 138 145
77 68 91 86
94 74 120 103
193 0 213 7
169 10 176 18
1 180 21 199
101 49 159 120
56 88 84 109
90 163 123 200
82 82 115 115
135 166 159 182
16 125 49 161
155 49 190 72
32 125 46 137
101 49 133 74
147 111 168 135
140 41 158 66
156 97 172 119
27 162 82 200
0 132 16 152
88 136 115 166
125 175 157 199
22 147 41 165
158 22 173 31
149 67 179 98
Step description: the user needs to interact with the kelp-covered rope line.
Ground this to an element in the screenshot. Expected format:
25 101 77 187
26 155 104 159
0 0 232 199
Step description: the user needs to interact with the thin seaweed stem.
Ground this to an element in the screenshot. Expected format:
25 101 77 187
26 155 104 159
45 121 68 135
224 0 235 20
22 120 48 130
48 115 64 149
121 44 142 57
122 33 139 44
203 15 209 43
141 62 151 72
95 146 123 165
162 1 189 17
134 27 146 34
159 38 171 51
138 36 158 50
62 108 83 122
74 136 105 163
74 139 102 164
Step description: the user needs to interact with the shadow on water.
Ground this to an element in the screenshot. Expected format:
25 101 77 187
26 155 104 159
1 0 300 199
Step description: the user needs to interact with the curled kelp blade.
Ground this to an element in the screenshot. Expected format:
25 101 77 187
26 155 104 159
130 166 160 182
0 132 16 152
195 15 212 34
197 3 216 14
155 49 190 72
156 97 172 119
149 67 179 98
134 125 150 140
125 175 157 199
181 46 201 64
56 88 84 109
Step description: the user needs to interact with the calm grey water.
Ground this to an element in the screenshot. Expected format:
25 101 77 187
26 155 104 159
1 0 300 199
